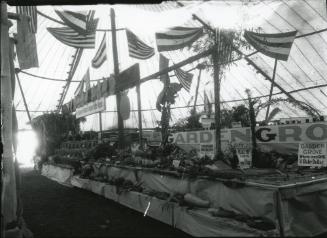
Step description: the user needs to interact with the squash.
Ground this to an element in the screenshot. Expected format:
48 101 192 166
183 193 210 208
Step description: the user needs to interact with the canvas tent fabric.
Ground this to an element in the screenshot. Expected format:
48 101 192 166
10 0 327 131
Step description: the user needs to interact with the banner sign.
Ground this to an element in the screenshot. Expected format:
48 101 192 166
298 142 327 167
171 122 327 154
234 143 252 169
76 97 106 118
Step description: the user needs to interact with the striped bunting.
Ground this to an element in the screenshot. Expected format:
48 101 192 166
244 30 297 61
174 67 193 92
155 27 203 52
55 10 91 35
126 29 155 60
47 26 97 48
16 6 37 33
92 33 107 68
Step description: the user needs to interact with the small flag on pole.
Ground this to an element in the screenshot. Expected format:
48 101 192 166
16 6 37 33
174 67 193 92
243 30 297 61
126 29 155 60
155 26 203 52
92 33 107 68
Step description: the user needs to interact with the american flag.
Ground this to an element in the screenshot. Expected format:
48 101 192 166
126 29 155 60
16 6 37 33
55 10 90 35
48 11 98 49
155 26 203 52
92 33 107 68
174 67 193 92
244 30 297 61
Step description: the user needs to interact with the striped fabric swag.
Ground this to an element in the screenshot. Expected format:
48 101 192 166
47 27 97 48
243 30 297 61
92 33 107 68
174 67 193 92
155 26 203 52
16 6 37 33
55 10 90 35
126 29 155 60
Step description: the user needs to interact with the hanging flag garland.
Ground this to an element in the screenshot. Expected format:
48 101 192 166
48 10 98 49
55 10 90 35
126 29 155 60
174 67 193 92
243 30 297 61
155 26 203 52
92 33 107 68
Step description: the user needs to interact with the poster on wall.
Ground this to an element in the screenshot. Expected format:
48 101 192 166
76 97 106 118
298 142 327 167
234 143 252 169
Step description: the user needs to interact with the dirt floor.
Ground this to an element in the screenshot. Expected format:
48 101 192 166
20 168 190 237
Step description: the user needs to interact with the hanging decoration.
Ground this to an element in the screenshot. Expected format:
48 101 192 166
126 29 155 60
55 10 92 35
243 30 297 61
155 26 203 52
16 6 38 33
120 91 131 120
15 14 39 69
92 33 107 68
174 67 193 92
48 10 98 49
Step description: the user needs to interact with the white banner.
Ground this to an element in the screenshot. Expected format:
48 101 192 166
171 122 327 154
76 98 106 118
298 142 327 167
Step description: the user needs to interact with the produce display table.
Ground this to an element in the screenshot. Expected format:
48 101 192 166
44 163 327 236
41 163 74 187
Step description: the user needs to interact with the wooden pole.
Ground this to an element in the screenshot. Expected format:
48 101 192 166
1 0 17 227
246 89 257 164
136 82 143 148
213 29 222 157
193 64 204 113
98 112 102 141
265 59 278 123
110 8 124 149
15 72 32 124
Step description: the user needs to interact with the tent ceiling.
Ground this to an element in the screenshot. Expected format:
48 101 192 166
10 0 327 130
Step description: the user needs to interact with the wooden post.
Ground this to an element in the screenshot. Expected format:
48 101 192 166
98 112 102 141
110 8 124 149
1 0 17 227
265 59 278 123
246 89 257 163
15 72 32 124
136 82 143 148
193 64 204 113
212 29 222 157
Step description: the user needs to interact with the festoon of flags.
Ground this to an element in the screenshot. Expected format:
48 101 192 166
48 10 99 48
243 30 297 121
92 33 107 68
174 67 193 92
155 26 203 52
126 29 155 60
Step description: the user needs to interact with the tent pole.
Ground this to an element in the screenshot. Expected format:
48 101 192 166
212 29 222 157
265 59 278 123
1 0 18 230
110 8 124 149
136 82 143 149
15 72 32 124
